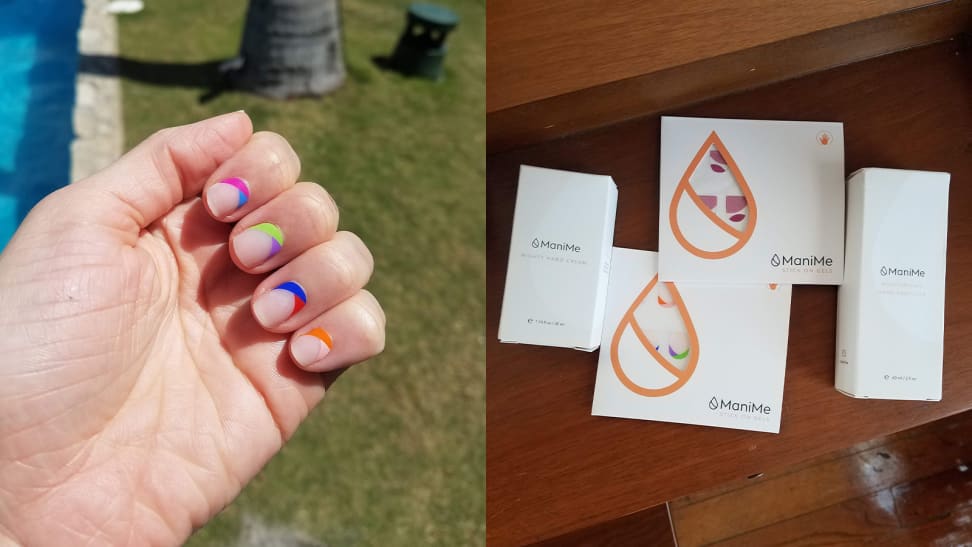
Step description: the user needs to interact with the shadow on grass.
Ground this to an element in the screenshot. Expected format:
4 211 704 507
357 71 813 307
77 54 232 102
371 55 393 70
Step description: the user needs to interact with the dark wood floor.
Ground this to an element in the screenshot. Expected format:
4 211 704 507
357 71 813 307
670 410 972 546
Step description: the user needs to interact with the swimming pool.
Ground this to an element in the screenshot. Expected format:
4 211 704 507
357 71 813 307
0 0 83 249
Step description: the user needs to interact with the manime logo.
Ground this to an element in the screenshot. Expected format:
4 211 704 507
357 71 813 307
708 396 772 415
611 274 700 398
770 253 833 268
669 131 757 260
531 238 581 252
880 265 925 278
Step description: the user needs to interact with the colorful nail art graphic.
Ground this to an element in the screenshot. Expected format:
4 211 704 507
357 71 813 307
306 327 333 349
668 345 690 360
253 223 284 256
611 274 700 397
656 282 677 308
234 222 285 267
252 280 307 327
291 327 334 366
207 177 250 216
669 131 757 259
275 281 307 316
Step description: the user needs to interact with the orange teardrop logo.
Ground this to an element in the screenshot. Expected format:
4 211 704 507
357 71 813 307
669 131 757 259
611 274 700 397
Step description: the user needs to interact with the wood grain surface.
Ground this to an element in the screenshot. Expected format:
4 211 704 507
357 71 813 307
485 39 972 546
672 410 972 545
487 0 972 152
486 0 929 112
528 504 674 547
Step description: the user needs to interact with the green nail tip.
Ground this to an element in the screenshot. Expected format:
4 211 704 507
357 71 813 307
251 222 284 244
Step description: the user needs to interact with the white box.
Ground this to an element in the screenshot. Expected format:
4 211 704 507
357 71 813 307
658 116 845 284
592 248 793 433
835 168 949 400
498 165 618 351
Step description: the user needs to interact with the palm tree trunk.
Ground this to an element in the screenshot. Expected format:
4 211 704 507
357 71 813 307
230 0 346 99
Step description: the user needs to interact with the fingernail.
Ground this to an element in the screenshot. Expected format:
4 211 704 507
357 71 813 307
207 177 250 217
233 222 284 268
292 328 333 367
252 281 306 327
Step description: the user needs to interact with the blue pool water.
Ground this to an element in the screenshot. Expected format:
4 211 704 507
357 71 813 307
0 1 83 249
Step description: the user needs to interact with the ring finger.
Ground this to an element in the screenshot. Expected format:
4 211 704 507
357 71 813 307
250 231 374 332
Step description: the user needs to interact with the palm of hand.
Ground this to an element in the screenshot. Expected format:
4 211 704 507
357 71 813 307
0 114 342 545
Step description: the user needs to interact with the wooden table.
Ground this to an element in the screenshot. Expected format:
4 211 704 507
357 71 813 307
486 39 972 546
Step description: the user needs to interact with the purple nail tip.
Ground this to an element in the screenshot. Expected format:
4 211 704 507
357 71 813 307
710 163 726 173
729 213 746 222
710 150 727 164
269 238 283 257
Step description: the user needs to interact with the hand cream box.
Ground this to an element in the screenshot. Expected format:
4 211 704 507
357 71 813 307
592 248 792 433
498 165 618 351
658 116 845 284
836 168 950 400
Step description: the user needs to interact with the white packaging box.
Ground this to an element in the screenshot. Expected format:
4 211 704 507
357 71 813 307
498 165 618 351
836 168 950 400
658 116 845 284
592 248 792 433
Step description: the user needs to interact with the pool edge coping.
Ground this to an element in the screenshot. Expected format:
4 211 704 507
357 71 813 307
72 0 123 183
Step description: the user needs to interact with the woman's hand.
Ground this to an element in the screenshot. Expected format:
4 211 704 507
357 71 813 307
0 112 385 545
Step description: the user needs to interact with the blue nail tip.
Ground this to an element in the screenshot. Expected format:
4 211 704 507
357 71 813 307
275 281 307 303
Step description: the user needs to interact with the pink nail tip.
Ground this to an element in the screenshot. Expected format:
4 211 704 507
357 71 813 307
207 178 250 216
220 177 250 198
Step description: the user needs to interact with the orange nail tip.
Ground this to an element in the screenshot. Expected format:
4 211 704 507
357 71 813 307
306 327 333 349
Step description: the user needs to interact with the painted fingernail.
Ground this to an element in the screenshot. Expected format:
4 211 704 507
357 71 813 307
207 177 250 217
233 222 284 268
291 327 333 367
252 281 306 327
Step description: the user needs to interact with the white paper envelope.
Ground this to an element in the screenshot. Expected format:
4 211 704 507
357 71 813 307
658 116 844 284
593 248 792 433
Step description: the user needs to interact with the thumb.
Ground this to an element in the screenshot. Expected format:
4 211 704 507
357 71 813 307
72 111 253 230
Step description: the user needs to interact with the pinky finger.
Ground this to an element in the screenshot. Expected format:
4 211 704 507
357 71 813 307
289 290 386 372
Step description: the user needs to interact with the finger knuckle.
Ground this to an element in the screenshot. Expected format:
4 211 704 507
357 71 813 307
354 295 386 354
298 184 340 234
327 250 360 295
359 290 386 327
253 131 301 182
338 231 373 273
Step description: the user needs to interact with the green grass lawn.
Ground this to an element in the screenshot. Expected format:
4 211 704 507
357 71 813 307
116 1 484 545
